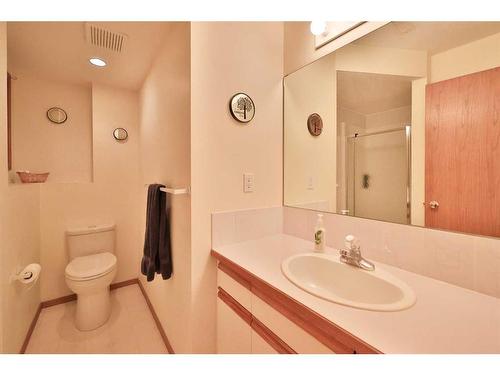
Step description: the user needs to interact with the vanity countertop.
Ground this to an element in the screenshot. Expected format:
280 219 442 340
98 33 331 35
212 234 500 354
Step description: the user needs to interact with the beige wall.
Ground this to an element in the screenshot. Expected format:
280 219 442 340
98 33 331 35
364 106 411 131
338 107 365 134
138 22 191 354
39 84 142 300
0 22 41 354
9 71 93 183
284 53 336 212
336 44 427 78
191 22 283 353
0 185 40 354
430 31 500 83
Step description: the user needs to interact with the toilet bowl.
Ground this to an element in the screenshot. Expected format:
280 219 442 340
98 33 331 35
65 252 117 331
65 224 117 331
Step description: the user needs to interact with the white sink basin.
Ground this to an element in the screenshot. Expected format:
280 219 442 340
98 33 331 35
281 252 416 312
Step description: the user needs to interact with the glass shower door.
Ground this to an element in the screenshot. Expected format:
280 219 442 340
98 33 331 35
346 127 411 224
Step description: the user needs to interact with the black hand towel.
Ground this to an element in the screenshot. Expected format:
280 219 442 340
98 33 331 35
141 184 172 281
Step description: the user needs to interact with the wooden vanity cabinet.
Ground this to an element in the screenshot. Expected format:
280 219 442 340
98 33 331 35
213 250 381 354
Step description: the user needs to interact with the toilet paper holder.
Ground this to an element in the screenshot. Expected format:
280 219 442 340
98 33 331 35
11 263 41 285
14 270 34 282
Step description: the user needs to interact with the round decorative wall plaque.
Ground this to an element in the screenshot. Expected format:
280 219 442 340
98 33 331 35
229 93 255 123
46 107 68 124
307 113 323 136
113 128 129 141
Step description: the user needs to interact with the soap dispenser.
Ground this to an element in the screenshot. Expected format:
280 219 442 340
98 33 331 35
314 213 326 252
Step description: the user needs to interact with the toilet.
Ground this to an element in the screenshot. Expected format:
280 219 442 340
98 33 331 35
65 224 117 331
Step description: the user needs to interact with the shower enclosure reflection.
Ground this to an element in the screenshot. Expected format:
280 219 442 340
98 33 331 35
336 71 412 225
344 127 410 224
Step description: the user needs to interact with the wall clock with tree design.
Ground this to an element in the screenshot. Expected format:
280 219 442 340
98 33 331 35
229 93 255 123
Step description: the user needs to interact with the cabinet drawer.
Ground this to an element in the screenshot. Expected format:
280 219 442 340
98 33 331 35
217 268 251 311
252 293 334 354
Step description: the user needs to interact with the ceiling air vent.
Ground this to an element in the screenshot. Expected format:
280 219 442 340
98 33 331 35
85 23 127 53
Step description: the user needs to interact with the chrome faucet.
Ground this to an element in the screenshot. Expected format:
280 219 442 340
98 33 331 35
339 235 375 271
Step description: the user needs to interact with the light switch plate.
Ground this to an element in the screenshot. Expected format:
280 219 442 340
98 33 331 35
243 173 254 193
307 176 314 190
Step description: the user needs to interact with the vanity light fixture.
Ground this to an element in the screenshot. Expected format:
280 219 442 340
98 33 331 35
89 57 107 67
310 21 328 36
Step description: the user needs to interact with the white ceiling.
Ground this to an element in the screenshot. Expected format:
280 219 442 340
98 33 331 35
337 71 412 115
7 22 172 90
355 21 500 55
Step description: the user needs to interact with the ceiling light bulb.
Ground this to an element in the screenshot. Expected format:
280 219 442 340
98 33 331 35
310 21 328 36
89 58 107 67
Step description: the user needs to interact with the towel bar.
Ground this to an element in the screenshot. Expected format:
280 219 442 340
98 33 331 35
160 186 190 195
144 184 190 195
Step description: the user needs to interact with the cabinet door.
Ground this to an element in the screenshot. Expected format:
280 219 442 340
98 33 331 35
216 297 251 354
251 330 278 354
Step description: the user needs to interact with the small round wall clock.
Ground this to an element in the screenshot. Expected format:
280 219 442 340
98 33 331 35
229 93 255 123
46 107 68 124
307 113 323 136
113 127 129 141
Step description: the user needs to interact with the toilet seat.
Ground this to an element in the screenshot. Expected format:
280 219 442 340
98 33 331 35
65 252 117 281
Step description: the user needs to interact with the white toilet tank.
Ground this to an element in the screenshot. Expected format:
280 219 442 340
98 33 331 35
66 224 115 260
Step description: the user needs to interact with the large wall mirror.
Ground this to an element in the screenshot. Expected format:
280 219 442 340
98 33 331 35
284 21 500 238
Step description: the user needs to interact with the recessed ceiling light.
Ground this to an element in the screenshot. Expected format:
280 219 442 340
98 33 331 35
89 57 107 67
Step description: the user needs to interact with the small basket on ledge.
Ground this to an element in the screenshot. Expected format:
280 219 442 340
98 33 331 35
16 171 50 184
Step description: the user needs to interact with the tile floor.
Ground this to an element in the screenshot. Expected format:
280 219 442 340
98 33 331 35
26 284 168 354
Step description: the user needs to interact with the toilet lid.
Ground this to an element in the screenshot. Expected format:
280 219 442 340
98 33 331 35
65 252 117 280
